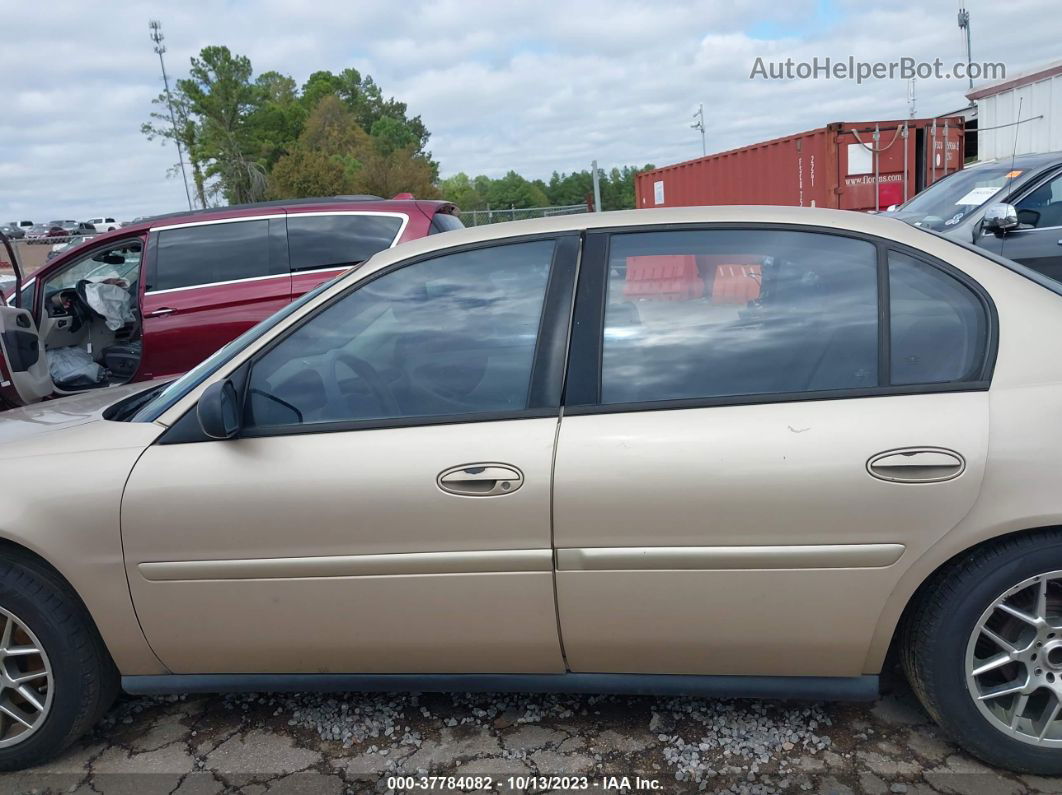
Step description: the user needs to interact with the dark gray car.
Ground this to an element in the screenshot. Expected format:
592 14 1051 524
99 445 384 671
889 151 1062 281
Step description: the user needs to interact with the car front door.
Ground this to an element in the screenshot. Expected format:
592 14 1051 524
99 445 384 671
139 217 290 379
121 235 577 674
0 306 51 406
553 227 992 677
977 170 1062 282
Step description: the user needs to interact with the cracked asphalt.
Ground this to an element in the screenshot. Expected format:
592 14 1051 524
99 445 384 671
2 673 1060 794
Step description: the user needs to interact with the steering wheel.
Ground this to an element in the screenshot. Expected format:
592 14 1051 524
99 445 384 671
329 350 400 416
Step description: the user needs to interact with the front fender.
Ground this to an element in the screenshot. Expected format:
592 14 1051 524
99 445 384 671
0 404 167 674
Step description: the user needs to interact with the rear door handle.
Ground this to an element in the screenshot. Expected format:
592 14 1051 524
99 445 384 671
867 448 965 483
437 463 523 497
147 307 175 317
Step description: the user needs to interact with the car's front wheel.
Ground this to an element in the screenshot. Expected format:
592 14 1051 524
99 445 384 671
0 555 117 770
903 531 1062 773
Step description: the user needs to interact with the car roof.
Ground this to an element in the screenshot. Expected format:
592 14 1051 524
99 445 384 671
352 205 948 277
967 150 1062 171
18 196 458 279
77 195 454 243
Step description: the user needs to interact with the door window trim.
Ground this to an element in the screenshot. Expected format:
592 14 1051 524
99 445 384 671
284 210 410 274
563 222 998 417
156 231 581 444
145 216 288 295
145 211 411 294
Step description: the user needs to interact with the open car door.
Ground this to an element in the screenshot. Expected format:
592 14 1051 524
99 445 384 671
0 230 52 406
0 306 51 406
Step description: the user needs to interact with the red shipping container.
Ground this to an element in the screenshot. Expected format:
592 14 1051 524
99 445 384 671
635 118 965 214
624 255 705 301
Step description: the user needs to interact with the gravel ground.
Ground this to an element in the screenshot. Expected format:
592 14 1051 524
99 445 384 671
0 674 1057 794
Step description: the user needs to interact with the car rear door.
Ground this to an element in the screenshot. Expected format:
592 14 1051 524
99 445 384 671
287 211 408 299
552 226 992 678
139 216 290 379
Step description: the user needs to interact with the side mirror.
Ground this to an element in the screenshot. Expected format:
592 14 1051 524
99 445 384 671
197 379 242 439
983 203 1019 234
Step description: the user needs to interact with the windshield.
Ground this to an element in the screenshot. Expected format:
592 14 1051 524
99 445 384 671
895 165 1024 230
130 273 345 422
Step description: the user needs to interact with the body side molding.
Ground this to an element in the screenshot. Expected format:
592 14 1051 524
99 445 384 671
138 548 552 581
555 544 905 571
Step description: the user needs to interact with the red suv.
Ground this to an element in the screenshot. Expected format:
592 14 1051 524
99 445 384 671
0 195 461 407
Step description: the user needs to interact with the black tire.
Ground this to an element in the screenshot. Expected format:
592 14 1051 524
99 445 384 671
0 554 118 771
903 530 1062 774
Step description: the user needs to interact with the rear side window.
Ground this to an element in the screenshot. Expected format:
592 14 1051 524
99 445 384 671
600 229 879 404
889 251 987 385
153 220 271 291
429 212 465 234
286 214 404 273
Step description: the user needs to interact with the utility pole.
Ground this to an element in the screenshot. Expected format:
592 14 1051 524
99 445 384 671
149 20 193 210
591 160 602 213
958 4 973 93
907 78 917 119
691 103 706 156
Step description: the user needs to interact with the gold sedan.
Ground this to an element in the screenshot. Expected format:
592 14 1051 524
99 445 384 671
1 205 1060 773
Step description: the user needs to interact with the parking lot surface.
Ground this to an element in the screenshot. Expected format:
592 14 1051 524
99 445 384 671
0 675 1057 794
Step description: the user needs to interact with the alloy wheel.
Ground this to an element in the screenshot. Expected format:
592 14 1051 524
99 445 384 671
0 606 53 748
967 570 1062 746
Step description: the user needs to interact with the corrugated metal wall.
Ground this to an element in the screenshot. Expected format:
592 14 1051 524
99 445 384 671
976 73 1062 161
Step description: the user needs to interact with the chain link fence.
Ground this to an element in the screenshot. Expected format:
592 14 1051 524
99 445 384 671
460 203 589 227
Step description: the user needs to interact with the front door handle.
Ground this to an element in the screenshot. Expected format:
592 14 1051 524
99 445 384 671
867 448 965 483
437 463 524 497
147 307 176 317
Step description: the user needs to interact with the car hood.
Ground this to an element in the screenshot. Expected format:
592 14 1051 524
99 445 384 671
0 383 163 452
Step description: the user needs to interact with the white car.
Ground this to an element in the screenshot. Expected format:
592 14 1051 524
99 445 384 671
86 217 122 232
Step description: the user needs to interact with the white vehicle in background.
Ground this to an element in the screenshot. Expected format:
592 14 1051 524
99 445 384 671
48 234 93 260
87 217 122 232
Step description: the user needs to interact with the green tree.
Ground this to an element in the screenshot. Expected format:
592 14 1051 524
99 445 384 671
176 46 266 204
268 95 367 198
486 171 549 209
438 173 487 211
141 87 209 207
247 71 306 169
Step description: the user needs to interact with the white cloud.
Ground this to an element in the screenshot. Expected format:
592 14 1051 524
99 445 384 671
0 0 1057 221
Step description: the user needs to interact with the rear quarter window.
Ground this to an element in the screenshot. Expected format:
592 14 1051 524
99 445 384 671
287 214 404 273
429 212 465 234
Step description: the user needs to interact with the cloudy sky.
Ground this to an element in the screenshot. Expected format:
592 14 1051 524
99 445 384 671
0 0 1058 221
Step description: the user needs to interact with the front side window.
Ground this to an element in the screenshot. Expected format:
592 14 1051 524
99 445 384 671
600 229 879 405
1016 173 1062 229
245 239 554 429
286 214 405 273
152 220 271 292
41 240 142 299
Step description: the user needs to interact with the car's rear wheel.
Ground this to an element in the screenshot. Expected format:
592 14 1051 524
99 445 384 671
0 555 117 770
903 531 1062 773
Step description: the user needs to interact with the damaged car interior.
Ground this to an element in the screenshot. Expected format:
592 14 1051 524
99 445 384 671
2 239 143 401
